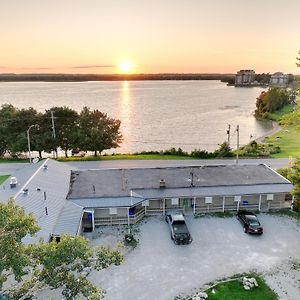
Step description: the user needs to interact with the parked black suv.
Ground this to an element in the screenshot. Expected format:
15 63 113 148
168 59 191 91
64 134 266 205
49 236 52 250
237 210 263 235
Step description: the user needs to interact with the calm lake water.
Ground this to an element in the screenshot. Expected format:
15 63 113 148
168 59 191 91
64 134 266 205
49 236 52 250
0 80 271 153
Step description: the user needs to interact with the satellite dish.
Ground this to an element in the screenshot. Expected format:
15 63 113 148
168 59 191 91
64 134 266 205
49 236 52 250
32 158 39 164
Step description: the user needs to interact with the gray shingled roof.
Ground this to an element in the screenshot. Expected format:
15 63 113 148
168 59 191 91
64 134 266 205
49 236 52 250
67 164 290 199
133 183 293 199
0 159 78 243
52 202 83 236
71 196 144 208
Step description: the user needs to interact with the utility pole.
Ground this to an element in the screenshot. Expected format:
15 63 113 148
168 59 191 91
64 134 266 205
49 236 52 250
27 124 38 163
50 111 57 158
236 125 239 164
227 124 231 147
50 111 56 139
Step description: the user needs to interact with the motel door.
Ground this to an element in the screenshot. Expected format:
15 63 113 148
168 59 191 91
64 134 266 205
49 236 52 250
182 198 193 214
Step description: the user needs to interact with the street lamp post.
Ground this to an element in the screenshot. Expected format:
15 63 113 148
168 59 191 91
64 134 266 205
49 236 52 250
27 124 38 163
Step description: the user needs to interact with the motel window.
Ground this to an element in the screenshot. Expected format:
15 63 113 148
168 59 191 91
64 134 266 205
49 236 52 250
109 208 118 215
171 198 179 205
234 196 241 202
142 200 149 207
267 194 274 201
205 197 213 204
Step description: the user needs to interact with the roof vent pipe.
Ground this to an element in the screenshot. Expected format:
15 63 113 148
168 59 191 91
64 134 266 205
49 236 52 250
160 179 166 188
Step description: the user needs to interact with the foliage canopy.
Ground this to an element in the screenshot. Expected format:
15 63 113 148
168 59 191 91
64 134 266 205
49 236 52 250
0 199 124 299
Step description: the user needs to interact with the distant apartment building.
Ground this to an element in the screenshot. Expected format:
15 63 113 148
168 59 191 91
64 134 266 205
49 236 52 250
235 70 255 86
269 72 290 87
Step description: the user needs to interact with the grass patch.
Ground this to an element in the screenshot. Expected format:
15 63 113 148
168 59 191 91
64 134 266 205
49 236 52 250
206 276 278 300
265 125 300 158
194 211 234 219
266 208 300 220
0 175 9 184
0 158 28 163
268 104 295 121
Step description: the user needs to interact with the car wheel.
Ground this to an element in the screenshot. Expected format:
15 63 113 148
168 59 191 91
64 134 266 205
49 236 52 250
243 226 248 233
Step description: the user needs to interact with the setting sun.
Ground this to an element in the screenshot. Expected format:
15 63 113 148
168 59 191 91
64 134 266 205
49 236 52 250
119 61 134 73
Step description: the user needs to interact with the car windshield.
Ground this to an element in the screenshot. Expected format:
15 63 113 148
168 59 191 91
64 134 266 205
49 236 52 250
247 215 260 226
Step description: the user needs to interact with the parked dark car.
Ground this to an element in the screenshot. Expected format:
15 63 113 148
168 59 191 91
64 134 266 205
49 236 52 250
165 210 193 245
237 210 263 235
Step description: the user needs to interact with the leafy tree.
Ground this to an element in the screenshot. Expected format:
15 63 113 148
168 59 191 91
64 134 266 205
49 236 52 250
255 88 290 119
79 107 122 156
278 160 300 211
214 141 233 157
255 73 271 85
45 107 79 157
0 199 124 299
297 50 300 68
0 198 39 289
0 104 17 156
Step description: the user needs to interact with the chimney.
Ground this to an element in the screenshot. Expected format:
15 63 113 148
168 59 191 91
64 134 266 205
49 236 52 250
159 179 166 188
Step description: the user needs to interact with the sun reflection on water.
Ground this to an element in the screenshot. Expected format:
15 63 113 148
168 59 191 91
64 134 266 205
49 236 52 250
119 81 133 152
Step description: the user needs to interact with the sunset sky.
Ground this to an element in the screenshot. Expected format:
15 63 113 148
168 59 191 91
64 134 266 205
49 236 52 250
1 0 300 74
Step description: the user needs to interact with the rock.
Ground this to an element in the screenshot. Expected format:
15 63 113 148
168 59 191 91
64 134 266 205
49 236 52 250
192 296 200 300
244 285 251 290
198 292 208 299
249 282 254 288
253 278 258 287
211 288 216 294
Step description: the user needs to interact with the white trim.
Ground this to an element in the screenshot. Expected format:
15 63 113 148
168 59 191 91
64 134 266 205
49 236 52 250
15 158 50 199
205 197 213 204
263 163 292 184
258 194 262 211
193 197 196 214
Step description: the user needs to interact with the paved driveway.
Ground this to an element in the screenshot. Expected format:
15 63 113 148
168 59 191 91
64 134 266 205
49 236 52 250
89 215 300 300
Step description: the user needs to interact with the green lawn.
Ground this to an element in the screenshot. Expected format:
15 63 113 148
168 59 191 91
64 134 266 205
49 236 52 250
266 125 300 158
0 158 28 163
268 104 295 121
0 175 9 184
206 276 278 300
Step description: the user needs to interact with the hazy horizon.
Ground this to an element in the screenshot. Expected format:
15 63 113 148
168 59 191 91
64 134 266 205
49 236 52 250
1 0 300 74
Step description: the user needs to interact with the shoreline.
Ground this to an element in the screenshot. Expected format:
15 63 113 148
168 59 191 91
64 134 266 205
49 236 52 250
255 121 281 144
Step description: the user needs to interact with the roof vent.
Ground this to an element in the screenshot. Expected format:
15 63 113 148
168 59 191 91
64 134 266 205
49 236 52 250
43 165 48 170
23 188 29 195
10 177 18 188
159 179 166 188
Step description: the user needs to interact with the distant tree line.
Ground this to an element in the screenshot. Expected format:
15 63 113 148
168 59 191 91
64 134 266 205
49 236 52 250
0 73 235 82
0 105 122 158
254 87 292 119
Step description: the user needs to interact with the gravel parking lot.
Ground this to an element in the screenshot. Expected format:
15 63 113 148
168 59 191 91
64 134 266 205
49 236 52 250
88 215 300 300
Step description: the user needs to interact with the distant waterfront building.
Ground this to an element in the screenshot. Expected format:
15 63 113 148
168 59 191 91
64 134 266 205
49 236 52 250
269 72 290 87
235 70 256 86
